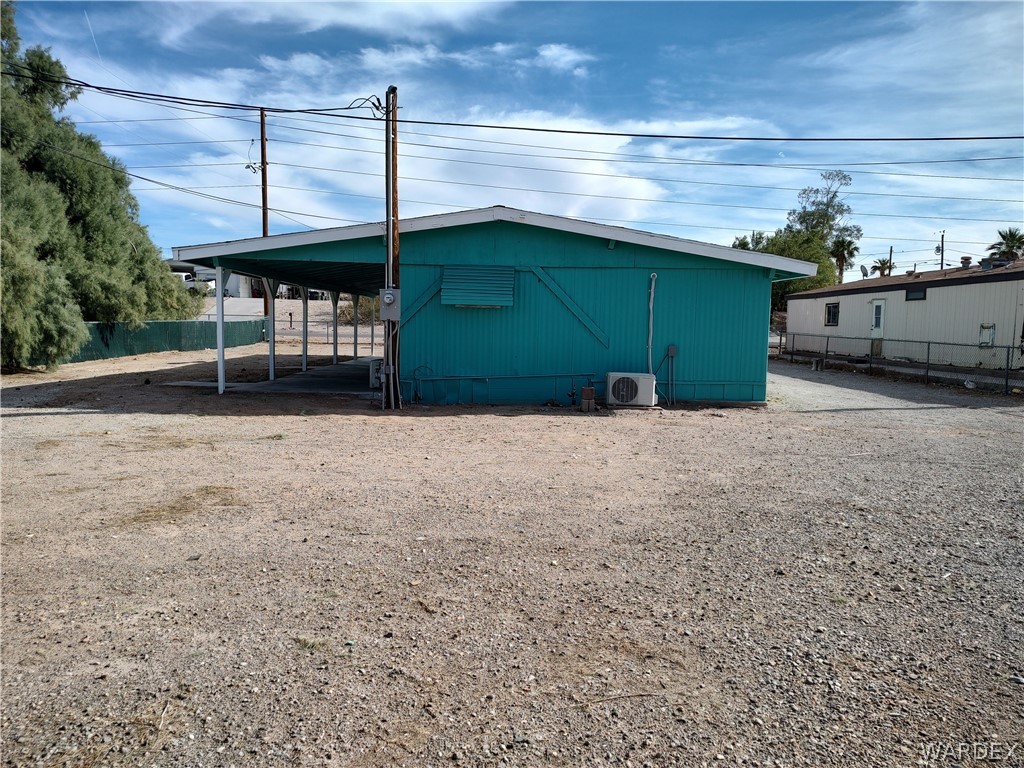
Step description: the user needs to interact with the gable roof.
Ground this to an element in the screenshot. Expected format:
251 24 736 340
789 258 1024 300
173 206 818 282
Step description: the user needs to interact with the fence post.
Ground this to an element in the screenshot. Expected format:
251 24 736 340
1006 346 1012 395
790 334 795 363
823 336 829 370
925 341 931 386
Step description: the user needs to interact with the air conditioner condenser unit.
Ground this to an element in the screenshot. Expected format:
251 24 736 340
606 372 657 407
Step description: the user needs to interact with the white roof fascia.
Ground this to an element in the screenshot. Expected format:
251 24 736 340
173 206 817 277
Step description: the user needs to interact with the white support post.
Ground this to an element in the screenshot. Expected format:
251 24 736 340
352 294 360 359
263 277 277 381
215 266 232 394
370 298 376 354
330 291 339 364
300 287 309 372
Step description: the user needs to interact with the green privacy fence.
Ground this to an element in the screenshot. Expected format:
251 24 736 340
65 319 267 363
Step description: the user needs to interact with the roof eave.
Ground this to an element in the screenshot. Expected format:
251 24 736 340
172 205 818 276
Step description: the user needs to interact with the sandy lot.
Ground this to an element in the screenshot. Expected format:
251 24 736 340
1 349 1022 767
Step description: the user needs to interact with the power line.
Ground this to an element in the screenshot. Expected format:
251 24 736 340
326 107 1024 143
8 130 355 227
10 67 1020 241
105 139 250 147
269 161 1020 224
76 115 224 124
265 137 1023 204
268 114 1024 168
262 114 1024 182
22 129 1002 245
52 81 1024 189
7 66 1022 143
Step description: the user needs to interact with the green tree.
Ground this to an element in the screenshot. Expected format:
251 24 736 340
733 228 836 311
786 170 863 281
0 1 201 368
870 257 894 276
987 227 1024 261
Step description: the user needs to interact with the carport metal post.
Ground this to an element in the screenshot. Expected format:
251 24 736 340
352 295 360 359
300 287 309 372
215 266 232 394
330 291 340 364
263 278 279 381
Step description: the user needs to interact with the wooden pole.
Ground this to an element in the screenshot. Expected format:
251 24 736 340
384 85 401 409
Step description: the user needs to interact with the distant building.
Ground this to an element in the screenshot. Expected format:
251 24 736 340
786 257 1024 369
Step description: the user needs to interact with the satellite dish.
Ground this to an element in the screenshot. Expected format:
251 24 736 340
860 265 869 278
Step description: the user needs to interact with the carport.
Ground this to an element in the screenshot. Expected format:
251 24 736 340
173 224 389 394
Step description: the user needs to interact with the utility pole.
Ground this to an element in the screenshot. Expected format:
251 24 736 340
382 85 402 410
260 108 269 238
260 108 270 316
936 230 945 270
888 245 893 276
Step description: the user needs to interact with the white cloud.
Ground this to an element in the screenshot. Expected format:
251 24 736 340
534 43 594 75
516 43 595 78
141 2 510 48
243 1 510 39
357 43 447 74
18 1 1019 254
24 1 512 50
797 2 1023 136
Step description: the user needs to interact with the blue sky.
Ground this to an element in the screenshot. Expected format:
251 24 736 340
13 1 1024 280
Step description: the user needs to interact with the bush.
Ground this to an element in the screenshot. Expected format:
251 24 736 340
337 295 380 325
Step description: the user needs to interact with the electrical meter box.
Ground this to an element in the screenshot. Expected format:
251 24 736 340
379 288 401 322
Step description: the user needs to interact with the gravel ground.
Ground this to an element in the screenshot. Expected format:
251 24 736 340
1 351 1022 768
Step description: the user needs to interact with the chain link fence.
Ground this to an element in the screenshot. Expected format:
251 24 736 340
774 332 1024 394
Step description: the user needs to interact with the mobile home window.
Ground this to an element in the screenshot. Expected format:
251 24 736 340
824 302 839 326
905 287 926 301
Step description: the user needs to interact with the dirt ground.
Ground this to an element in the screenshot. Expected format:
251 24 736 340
1 348 1022 767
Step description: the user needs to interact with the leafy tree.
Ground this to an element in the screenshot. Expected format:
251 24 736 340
733 228 836 311
987 227 1024 261
0 1 201 368
870 257 894 276
786 170 863 280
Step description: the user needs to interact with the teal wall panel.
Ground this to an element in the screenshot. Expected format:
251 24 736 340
397 222 773 405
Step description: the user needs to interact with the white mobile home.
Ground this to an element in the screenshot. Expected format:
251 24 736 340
786 258 1024 370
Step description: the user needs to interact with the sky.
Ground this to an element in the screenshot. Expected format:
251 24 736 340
11 0 1024 280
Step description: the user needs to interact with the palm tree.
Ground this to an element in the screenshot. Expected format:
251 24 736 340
870 257 894 277
987 227 1024 261
830 237 859 283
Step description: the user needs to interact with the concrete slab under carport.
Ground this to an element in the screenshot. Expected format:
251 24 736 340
168 357 381 399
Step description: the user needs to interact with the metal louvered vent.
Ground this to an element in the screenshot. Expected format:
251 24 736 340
441 265 514 307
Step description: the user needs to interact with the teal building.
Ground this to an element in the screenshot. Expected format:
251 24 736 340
174 206 815 405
